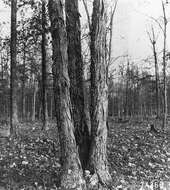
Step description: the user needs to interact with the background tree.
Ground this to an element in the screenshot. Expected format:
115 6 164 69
162 0 168 129
41 0 48 130
147 26 160 118
10 0 18 134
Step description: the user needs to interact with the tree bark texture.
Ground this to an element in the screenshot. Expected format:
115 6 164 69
65 0 90 170
48 0 86 189
10 0 18 134
89 0 112 188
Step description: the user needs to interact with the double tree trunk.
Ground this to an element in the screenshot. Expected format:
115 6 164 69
10 0 18 134
65 0 90 170
89 0 112 187
48 0 86 189
49 0 112 189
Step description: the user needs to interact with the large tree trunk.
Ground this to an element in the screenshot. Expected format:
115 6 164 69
41 0 48 130
48 0 86 189
89 0 112 188
65 0 90 170
10 0 18 134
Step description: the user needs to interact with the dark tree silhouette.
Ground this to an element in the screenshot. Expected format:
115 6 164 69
65 0 90 170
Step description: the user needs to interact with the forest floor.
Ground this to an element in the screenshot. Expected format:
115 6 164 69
108 119 170 189
0 119 169 190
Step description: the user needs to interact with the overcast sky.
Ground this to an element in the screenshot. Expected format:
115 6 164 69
112 0 170 66
0 1 10 37
1 0 170 70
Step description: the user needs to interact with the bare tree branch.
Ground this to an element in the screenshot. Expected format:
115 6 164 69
149 16 164 32
108 0 118 64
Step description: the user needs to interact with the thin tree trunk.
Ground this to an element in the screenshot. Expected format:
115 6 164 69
1 53 4 117
21 42 26 120
32 83 37 121
50 94 53 120
48 0 86 189
125 61 129 118
41 0 48 130
89 0 112 188
153 39 159 118
10 0 18 135
147 27 160 118
65 0 90 170
1 53 4 80
21 82 26 120
108 0 118 65
162 1 167 130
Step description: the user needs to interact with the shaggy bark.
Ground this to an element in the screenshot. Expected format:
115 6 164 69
48 0 86 189
89 0 112 188
65 0 90 170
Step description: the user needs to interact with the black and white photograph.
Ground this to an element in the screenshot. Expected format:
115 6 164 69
0 0 170 189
